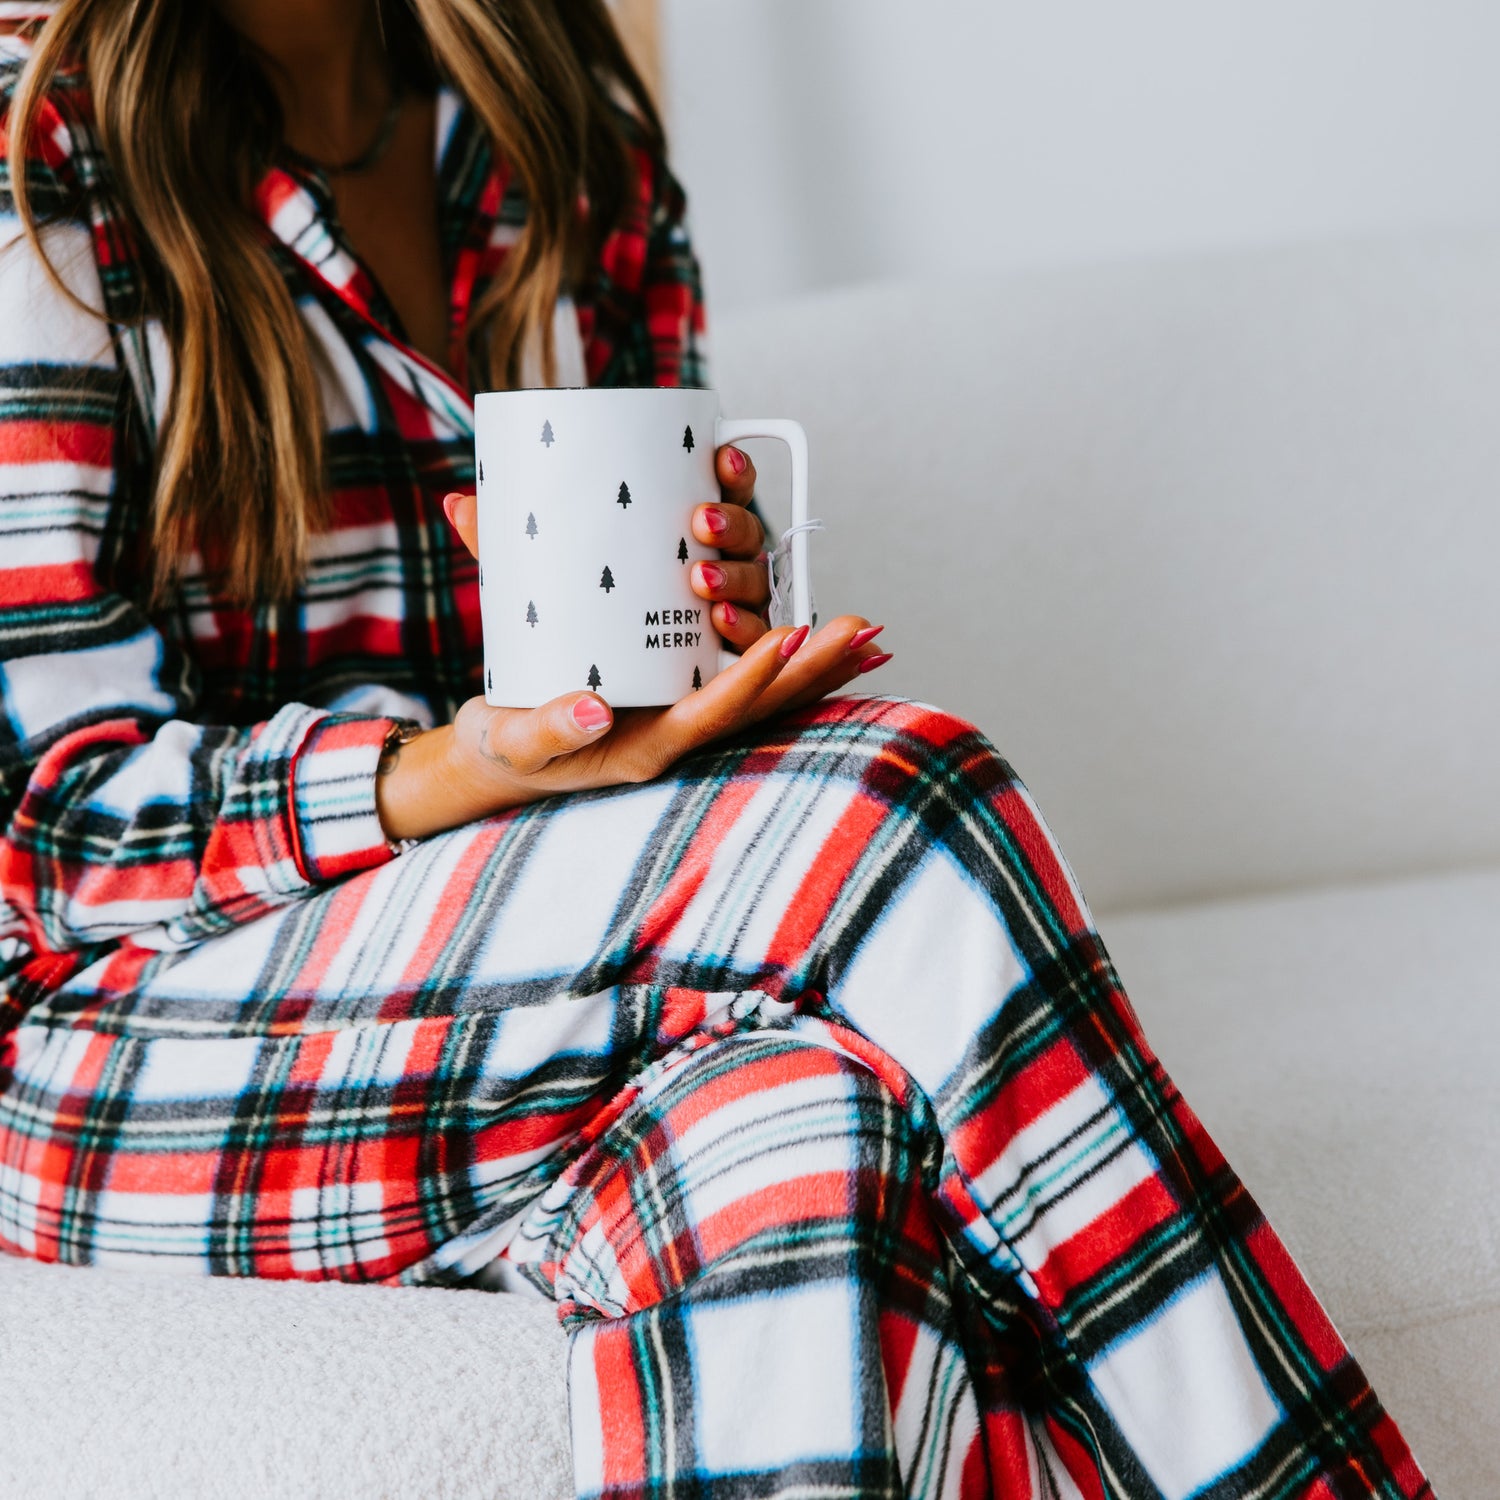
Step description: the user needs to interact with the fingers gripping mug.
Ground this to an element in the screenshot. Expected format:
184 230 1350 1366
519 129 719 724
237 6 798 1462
474 388 815 708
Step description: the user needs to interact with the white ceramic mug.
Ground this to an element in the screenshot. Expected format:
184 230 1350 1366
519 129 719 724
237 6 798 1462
475 387 814 708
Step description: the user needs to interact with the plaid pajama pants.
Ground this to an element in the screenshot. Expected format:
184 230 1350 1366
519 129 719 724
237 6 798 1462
0 695 1429 1499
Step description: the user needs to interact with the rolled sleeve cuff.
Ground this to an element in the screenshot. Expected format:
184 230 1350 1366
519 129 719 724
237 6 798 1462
287 710 402 884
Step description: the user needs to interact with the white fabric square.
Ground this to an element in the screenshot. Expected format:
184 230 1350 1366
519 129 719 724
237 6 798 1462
85 720 199 818
688 1283 859 1472
837 846 1029 1095
0 631 177 743
290 1180 386 1228
1088 1276 1282 1499
132 1036 262 1104
476 785 674 980
137 911 284 993
482 992 617 1081
89 1244 211 1275
0 217 113 363
304 521 403 631
63 894 191 943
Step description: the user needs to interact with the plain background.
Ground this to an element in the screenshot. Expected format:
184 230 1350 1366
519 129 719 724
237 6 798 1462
660 0 1500 313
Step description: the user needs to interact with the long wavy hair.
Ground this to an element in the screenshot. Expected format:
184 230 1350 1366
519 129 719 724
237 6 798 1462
7 0 661 603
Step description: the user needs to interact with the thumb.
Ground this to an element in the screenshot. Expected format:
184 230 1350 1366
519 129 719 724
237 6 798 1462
477 691 614 775
442 492 479 559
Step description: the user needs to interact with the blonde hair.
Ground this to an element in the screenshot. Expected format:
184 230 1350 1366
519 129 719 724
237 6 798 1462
8 0 660 603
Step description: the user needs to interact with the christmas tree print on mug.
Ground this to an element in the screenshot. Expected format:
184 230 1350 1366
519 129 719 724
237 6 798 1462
474 388 815 707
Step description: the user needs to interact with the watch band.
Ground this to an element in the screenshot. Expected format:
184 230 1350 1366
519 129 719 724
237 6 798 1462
378 717 426 854
378 716 425 776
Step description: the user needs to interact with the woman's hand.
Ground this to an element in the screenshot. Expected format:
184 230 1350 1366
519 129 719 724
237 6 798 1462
373 484 893 842
688 442 772 651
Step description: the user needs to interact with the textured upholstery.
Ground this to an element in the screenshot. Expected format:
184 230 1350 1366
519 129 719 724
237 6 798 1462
0 1258 573 1500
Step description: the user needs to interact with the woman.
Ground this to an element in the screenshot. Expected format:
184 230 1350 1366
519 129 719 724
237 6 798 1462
0 2 1430 1496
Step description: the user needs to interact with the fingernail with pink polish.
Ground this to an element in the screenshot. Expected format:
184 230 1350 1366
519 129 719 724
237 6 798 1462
856 652 893 674
847 625 884 650
703 505 729 535
726 447 747 475
778 623 810 659
697 562 727 590
572 697 611 731
720 602 740 626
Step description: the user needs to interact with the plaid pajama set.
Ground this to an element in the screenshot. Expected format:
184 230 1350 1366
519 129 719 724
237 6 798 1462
0 32 1431 1500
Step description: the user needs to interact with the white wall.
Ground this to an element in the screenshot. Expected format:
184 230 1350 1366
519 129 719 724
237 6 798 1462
662 0 1500 313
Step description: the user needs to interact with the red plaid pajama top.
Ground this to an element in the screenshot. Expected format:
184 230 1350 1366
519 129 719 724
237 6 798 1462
0 33 705 996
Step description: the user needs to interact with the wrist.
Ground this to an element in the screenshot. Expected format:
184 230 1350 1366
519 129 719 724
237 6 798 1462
374 712 534 843
374 721 463 843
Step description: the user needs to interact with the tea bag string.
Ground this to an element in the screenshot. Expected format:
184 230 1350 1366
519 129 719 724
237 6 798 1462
766 517 825 628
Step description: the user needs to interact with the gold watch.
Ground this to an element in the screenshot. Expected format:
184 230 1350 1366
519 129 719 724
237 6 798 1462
377 717 425 776
378 718 425 853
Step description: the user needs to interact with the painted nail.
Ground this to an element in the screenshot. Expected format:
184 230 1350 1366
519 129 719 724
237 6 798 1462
725 446 748 475
572 696 611 731
778 623 810 659
846 624 884 650
702 505 730 535
697 562 727 590
856 651 893 674
720 601 740 626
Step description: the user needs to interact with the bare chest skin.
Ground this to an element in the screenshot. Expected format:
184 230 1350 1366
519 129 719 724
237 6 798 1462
327 92 452 376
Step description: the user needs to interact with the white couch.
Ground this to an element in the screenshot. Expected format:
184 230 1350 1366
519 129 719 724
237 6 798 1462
3 228 1496 1499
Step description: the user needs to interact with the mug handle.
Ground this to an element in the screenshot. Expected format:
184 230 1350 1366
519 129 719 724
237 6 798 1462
714 418 813 630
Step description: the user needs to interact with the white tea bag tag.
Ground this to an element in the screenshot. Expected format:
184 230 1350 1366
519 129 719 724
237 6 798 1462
767 518 825 628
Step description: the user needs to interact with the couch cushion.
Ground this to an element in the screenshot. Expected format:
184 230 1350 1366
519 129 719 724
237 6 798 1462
0 1257 573 1500
2 865 1491 1497
1106 864 1500 1500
